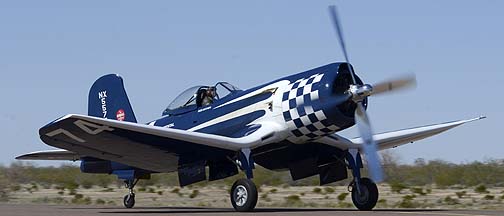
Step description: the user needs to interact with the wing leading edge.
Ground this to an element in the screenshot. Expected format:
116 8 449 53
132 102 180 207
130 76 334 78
16 150 80 161
34 114 281 172
351 116 486 150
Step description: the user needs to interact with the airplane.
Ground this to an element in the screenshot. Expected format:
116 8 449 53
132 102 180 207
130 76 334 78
16 6 484 211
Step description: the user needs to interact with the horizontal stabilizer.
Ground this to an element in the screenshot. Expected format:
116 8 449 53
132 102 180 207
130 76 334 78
350 116 486 150
16 150 80 161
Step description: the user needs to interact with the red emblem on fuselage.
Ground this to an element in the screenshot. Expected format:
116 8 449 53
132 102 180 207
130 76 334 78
116 109 125 121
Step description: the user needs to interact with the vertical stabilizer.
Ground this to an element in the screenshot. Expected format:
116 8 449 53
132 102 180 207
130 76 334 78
88 74 137 123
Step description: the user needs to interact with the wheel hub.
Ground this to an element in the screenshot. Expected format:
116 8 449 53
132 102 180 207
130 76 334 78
234 185 248 206
354 185 370 205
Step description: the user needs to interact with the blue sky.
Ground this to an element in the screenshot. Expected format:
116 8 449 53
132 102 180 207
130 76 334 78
0 1 501 166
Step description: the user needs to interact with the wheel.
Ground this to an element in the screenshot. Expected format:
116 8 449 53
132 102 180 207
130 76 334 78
351 177 378 211
123 193 135 208
230 178 258 212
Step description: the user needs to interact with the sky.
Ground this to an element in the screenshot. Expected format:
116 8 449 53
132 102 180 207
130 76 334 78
0 1 502 166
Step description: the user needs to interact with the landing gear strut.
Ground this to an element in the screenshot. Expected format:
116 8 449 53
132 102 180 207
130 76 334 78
123 179 138 208
346 149 379 210
230 148 258 212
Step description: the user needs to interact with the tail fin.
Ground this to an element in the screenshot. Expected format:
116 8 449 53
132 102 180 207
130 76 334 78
88 74 137 123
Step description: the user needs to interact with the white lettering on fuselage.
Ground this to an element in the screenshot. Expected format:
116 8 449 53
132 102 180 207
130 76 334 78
98 91 107 118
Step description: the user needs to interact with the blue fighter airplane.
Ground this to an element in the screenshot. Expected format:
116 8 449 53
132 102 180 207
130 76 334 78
17 6 484 211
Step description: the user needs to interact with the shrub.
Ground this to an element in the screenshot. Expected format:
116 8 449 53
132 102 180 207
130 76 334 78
10 185 21 192
398 195 419 208
313 187 322 193
285 195 300 201
324 187 335 193
270 188 277 193
444 196 459 205
95 199 106 205
390 182 408 194
411 187 427 195
189 190 199 199
0 174 10 201
100 188 114 192
483 195 494 200
148 187 156 193
475 185 489 194
81 180 94 189
157 191 163 195
68 189 77 195
455 191 467 198
284 195 302 206
337 192 348 201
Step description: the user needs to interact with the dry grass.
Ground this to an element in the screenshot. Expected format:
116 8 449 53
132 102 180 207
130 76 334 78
4 183 504 210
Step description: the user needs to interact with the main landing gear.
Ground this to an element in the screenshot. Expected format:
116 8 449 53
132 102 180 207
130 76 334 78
346 149 379 210
123 179 139 208
229 148 258 212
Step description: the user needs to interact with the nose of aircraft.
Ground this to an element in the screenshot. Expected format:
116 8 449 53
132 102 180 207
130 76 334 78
280 63 364 143
314 63 366 131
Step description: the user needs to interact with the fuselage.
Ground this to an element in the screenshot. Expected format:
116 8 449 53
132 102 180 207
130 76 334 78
149 62 364 145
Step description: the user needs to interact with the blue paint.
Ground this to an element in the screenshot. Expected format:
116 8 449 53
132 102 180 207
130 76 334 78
88 74 137 123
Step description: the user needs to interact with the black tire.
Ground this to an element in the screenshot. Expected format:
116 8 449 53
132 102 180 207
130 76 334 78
351 178 378 211
230 178 258 212
123 193 135 208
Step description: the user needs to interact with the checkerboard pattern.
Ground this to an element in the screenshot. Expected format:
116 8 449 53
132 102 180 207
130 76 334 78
281 73 340 142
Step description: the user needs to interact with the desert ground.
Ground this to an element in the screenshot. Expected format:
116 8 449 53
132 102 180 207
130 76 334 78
4 183 504 210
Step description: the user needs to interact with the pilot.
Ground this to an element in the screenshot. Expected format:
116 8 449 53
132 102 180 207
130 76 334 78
201 87 216 106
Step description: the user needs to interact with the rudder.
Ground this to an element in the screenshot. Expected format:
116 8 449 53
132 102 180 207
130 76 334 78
88 74 137 123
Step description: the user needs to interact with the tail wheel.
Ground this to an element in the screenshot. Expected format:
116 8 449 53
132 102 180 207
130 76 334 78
123 193 135 208
351 177 378 211
230 178 258 212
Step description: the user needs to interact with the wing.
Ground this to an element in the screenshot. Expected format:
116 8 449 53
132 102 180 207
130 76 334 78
33 114 279 173
317 116 485 150
352 116 485 150
16 149 81 161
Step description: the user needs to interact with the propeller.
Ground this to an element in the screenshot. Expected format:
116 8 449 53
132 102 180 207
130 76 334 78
328 5 416 183
328 5 357 84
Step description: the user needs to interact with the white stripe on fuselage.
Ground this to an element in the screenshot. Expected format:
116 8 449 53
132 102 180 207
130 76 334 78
188 80 289 132
214 81 290 109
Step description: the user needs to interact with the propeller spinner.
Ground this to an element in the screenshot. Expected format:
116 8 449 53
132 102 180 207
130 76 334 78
328 5 416 182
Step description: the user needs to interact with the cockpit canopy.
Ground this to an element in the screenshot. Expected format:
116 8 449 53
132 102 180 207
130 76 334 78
163 82 241 115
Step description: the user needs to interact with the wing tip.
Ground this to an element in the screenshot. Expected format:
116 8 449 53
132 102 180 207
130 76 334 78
464 115 486 123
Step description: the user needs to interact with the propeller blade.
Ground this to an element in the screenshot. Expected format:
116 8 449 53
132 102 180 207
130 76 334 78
328 5 357 84
354 102 384 182
371 74 416 96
